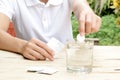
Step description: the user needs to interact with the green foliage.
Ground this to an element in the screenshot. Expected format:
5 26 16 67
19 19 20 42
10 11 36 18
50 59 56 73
71 15 79 38
87 0 114 16
72 14 120 45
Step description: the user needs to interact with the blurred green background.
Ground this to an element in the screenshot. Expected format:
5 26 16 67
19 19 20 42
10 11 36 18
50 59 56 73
72 0 120 45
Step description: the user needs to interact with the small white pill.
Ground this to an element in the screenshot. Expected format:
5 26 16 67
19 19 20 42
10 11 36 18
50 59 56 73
77 34 85 42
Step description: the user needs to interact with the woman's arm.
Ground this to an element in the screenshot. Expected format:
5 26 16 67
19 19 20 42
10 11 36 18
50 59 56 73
0 13 54 61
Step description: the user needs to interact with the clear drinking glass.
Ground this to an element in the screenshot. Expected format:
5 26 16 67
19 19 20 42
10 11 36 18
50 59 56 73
66 38 94 73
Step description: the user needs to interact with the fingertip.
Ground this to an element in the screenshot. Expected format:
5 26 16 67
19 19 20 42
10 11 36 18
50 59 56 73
47 53 54 61
80 32 85 36
51 50 55 56
50 57 54 61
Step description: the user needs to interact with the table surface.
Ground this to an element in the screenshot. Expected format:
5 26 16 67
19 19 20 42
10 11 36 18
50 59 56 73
0 46 120 80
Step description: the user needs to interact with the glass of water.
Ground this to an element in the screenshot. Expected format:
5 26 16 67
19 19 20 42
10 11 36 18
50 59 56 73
66 38 94 73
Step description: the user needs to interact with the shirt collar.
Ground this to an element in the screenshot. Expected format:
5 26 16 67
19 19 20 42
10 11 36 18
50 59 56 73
25 0 64 7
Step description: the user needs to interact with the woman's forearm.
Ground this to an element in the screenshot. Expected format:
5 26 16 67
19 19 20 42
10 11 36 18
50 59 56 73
73 0 89 12
0 30 27 54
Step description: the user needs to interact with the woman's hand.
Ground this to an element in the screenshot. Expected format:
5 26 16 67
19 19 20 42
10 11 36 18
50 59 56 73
73 0 101 36
21 38 54 61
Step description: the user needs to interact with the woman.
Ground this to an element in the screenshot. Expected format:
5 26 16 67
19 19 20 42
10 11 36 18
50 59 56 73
0 0 101 60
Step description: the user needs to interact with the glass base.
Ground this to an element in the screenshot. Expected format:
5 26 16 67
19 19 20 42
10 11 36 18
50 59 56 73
67 66 92 73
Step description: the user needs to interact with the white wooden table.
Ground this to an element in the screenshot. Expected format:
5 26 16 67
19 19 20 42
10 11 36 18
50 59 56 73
0 46 120 80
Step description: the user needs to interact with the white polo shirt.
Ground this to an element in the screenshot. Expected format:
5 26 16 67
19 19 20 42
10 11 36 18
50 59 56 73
0 0 74 44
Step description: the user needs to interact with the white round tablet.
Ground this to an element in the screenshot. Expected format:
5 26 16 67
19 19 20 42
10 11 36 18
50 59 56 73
77 34 85 42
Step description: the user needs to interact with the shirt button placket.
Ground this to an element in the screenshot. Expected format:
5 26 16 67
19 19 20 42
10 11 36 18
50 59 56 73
42 8 48 32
